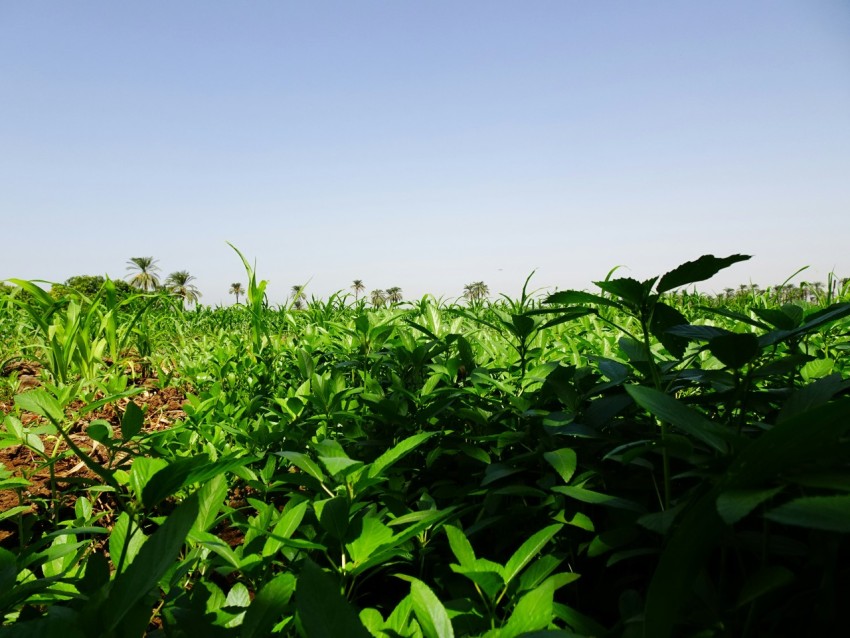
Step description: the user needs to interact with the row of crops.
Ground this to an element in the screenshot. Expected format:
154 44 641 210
1 254 849 637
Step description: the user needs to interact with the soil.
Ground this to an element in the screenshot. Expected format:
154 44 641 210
0 362 188 546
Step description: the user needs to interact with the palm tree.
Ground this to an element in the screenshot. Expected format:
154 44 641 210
126 257 160 292
291 285 307 310
351 279 365 302
165 270 201 308
463 281 489 303
370 289 386 308
385 287 403 305
229 282 245 305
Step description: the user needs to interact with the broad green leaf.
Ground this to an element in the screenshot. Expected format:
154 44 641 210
86 420 112 444
142 453 250 509
409 578 455 638
543 448 577 484
128 456 168 503
278 451 327 483
644 399 850 638
78 552 109 595
121 400 144 440
359 608 385 636
317 496 350 541
552 486 645 512
751 307 798 330
385 594 415 634
263 500 309 557
708 332 760 369
109 511 145 570
14 389 64 423
594 277 647 307
227 582 251 608
241 572 296 638
450 559 506 599
296 558 370 638
368 432 435 479
656 254 751 293
517 554 563 593
779 374 845 423
716 487 783 525
650 302 689 359
41 534 75 578
346 516 394 565
765 495 850 532
801 357 834 381
504 524 563 585
191 473 228 534
320 455 364 477
736 566 794 608
104 492 200 630
500 578 555 638
626 385 732 454
444 525 476 568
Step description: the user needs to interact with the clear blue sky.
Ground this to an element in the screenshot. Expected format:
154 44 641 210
2 1 849 304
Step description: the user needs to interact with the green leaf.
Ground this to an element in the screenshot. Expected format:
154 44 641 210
644 399 850 638
104 492 200 631
346 516 395 565
191 473 228 534
121 400 144 441
626 385 732 454
142 454 250 509
655 254 751 293
297 558 370 638
368 432 435 479
409 578 455 638
594 277 648 307
109 511 145 570
543 448 577 484
444 525 477 568
317 496 350 541
241 572 296 638
765 495 850 532
716 487 783 525
736 566 794 608
553 486 645 512
500 578 555 638
263 500 309 557
708 332 760 369
779 374 846 423
450 559 506 599
751 307 798 330
650 302 689 359
504 524 563 585
278 451 327 483
86 420 112 444
14 389 64 424
801 357 834 381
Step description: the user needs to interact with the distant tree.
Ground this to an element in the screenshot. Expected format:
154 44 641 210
351 279 365 302
370 289 386 308
126 257 161 292
165 270 201 308
50 275 134 299
229 282 245 305
385 287 403 305
291 285 306 310
463 281 489 303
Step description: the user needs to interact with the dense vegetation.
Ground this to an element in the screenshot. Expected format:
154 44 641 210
1 252 849 637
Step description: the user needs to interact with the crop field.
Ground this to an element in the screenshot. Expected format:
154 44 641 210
1 253 849 637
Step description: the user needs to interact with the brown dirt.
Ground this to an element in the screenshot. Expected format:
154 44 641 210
0 378 188 546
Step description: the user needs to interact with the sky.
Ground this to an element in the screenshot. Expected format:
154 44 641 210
2 1 849 305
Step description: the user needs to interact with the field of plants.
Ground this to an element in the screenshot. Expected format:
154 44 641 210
1 252 849 637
